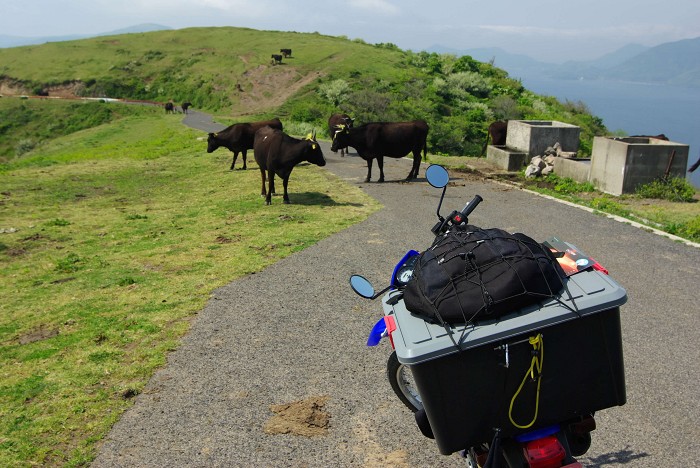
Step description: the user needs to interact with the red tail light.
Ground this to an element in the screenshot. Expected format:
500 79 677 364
523 435 566 468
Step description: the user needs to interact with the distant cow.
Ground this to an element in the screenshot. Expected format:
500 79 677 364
165 102 174 114
280 48 292 58
481 120 508 156
328 114 354 157
207 118 283 170
629 134 669 141
253 127 326 205
331 120 429 182
271 54 283 65
182 102 192 114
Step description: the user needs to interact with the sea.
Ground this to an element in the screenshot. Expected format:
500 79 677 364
516 76 700 188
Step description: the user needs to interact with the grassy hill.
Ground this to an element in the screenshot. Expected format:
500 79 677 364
0 26 608 157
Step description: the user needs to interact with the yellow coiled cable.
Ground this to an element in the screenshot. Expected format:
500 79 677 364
508 333 544 429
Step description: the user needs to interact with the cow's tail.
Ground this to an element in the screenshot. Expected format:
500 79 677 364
480 129 490 157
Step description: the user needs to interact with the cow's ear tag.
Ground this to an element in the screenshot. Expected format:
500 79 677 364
312 144 317 149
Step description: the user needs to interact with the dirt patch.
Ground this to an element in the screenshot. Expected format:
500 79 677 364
0 78 30 96
235 65 323 117
263 395 330 437
18 326 59 345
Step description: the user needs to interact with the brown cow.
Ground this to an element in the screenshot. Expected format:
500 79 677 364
331 120 428 182
481 120 508 156
207 118 283 170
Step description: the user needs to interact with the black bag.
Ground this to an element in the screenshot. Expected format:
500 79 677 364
404 225 566 325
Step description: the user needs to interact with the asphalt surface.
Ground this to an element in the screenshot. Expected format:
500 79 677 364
92 113 700 467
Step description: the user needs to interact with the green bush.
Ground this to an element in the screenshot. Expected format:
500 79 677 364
544 174 596 194
635 177 696 202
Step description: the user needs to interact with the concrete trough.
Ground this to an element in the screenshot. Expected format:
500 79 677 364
486 145 528 171
589 136 689 195
552 158 591 184
507 120 581 158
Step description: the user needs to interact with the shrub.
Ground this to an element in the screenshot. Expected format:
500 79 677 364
635 177 696 202
318 79 350 107
15 138 36 156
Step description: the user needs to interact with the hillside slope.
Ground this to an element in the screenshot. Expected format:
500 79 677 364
0 26 608 157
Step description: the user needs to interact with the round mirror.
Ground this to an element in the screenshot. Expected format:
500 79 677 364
425 164 449 188
350 275 375 298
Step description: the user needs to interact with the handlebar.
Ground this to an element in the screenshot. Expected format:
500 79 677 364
431 194 483 235
460 194 483 218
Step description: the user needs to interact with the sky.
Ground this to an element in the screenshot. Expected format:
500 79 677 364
1 0 699 63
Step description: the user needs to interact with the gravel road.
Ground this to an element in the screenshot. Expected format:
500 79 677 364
92 113 700 467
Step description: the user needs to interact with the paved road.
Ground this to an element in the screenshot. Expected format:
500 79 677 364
92 116 700 467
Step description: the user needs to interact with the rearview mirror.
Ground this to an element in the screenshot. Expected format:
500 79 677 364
426 164 449 188
350 275 375 299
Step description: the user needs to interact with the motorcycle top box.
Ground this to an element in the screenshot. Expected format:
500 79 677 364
383 268 627 455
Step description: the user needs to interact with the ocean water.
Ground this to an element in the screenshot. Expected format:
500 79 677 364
517 76 700 188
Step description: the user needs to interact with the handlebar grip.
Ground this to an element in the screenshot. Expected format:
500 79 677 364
460 195 483 218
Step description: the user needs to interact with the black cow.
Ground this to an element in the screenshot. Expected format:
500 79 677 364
280 48 292 58
481 120 508 156
182 102 192 114
271 54 283 65
165 102 174 114
207 118 283 170
253 127 326 205
629 134 669 140
328 113 354 157
331 120 429 182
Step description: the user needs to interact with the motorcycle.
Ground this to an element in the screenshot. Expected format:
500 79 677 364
349 164 627 468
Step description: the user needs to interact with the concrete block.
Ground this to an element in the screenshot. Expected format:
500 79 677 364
552 158 591 184
589 136 689 195
506 120 581 158
486 145 527 171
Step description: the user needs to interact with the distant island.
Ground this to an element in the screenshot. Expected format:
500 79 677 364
430 36 700 88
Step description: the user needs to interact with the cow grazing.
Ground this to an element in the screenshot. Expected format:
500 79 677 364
207 118 283 170
254 127 326 205
182 102 192 114
481 120 508 156
280 48 292 58
328 113 354 157
271 54 283 65
331 120 429 182
164 102 174 114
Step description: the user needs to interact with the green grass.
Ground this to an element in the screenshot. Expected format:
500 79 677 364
0 98 161 163
0 112 380 467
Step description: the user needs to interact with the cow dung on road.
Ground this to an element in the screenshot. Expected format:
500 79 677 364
263 395 330 437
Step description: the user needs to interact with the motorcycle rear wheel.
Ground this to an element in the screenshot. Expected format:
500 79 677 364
387 351 422 412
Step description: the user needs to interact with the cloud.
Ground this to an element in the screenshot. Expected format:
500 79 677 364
109 0 269 15
347 0 400 15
